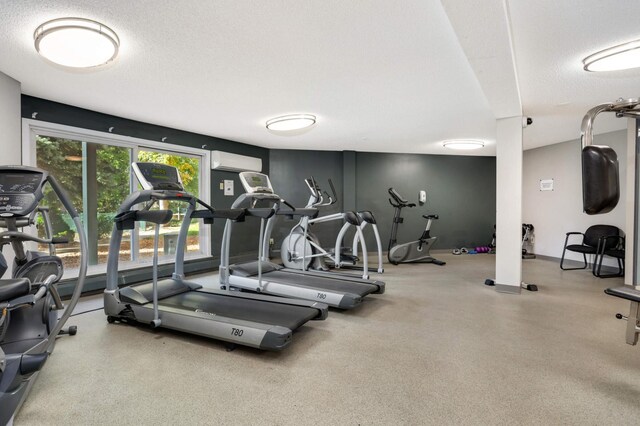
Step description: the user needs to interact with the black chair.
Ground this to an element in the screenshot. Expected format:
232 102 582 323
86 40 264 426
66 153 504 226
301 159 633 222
560 225 619 272
595 235 625 278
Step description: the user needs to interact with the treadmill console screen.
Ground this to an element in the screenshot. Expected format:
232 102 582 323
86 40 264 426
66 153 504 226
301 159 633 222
239 172 273 194
132 162 184 191
0 170 46 217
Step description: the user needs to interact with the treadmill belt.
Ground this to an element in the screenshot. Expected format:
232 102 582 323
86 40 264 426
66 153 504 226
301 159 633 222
159 292 318 331
261 271 378 297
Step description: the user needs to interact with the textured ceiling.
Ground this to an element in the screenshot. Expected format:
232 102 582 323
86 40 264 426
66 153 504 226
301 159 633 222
507 0 640 149
0 0 497 155
1 0 639 155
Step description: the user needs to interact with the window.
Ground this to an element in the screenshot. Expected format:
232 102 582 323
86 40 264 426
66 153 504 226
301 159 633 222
135 150 202 262
23 120 211 278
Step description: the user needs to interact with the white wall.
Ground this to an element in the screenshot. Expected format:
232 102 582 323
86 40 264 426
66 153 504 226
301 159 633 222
0 71 21 164
0 71 21 275
523 129 626 266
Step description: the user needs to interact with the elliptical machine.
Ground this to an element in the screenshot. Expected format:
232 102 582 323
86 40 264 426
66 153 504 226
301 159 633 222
387 188 445 265
280 177 383 279
0 166 87 425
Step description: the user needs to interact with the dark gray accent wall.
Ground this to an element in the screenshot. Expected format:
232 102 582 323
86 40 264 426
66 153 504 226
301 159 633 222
269 150 345 250
269 149 496 254
355 152 496 250
211 169 263 260
343 151 357 212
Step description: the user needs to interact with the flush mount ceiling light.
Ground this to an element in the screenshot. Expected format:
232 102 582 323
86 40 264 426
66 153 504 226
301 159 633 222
583 39 640 72
442 139 485 150
266 114 316 131
34 18 120 68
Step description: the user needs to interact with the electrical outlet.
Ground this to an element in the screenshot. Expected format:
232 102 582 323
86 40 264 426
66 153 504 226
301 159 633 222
269 238 274 245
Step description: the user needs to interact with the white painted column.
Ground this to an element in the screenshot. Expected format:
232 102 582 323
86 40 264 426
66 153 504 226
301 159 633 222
495 116 523 293
0 71 21 164
0 71 21 276
627 118 636 286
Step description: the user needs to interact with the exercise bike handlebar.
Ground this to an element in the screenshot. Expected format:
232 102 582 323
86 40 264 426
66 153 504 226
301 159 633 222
388 198 416 209
306 177 337 208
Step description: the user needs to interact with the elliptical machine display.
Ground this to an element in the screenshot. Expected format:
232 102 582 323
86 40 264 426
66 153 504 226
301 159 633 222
387 188 445 266
0 166 87 424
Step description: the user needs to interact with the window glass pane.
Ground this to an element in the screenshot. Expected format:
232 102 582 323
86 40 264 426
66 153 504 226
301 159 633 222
33 132 205 278
96 144 132 264
36 136 133 270
36 135 84 273
137 150 202 260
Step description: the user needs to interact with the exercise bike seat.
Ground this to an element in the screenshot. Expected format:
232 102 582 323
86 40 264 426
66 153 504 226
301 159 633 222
423 214 439 220
0 278 31 303
358 211 376 224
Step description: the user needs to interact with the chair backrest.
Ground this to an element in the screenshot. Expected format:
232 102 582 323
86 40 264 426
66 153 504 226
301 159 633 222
584 225 619 249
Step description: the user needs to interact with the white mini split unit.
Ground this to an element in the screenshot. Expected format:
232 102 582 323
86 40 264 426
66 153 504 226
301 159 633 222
211 150 262 173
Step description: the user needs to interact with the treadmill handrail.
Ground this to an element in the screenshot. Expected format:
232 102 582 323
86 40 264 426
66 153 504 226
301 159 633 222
106 189 199 291
115 189 196 214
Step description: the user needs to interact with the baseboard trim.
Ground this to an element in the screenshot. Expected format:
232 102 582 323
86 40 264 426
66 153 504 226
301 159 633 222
534 254 620 274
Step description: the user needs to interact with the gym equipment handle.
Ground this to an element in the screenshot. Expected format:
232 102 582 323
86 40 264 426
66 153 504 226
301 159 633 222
47 175 80 219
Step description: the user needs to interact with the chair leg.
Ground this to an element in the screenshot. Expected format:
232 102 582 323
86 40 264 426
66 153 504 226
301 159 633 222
595 253 603 277
560 248 589 270
560 246 567 269
595 255 625 278
619 258 625 277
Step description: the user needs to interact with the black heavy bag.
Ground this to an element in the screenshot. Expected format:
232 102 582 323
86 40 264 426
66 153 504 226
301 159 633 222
582 145 619 214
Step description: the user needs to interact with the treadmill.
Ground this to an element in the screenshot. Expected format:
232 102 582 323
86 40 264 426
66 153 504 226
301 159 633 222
218 172 384 309
104 162 328 351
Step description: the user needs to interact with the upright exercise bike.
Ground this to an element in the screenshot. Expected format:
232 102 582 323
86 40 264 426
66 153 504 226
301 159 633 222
0 166 87 425
387 188 445 265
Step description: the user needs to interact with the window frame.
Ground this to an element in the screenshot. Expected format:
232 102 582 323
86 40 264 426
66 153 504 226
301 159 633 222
21 119 212 278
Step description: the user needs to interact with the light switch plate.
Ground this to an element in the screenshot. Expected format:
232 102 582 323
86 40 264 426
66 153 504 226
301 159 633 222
224 180 234 196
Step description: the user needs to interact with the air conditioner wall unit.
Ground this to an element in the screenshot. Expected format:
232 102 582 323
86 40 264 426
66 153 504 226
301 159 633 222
211 151 262 172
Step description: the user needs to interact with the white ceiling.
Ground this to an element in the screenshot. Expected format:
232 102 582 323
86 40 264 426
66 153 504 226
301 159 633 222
0 0 639 155
507 0 640 149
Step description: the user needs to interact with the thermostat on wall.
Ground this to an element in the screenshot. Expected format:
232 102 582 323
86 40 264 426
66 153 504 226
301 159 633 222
540 179 554 191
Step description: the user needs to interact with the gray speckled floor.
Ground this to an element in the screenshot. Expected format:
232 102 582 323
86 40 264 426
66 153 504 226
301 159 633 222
14 254 640 425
